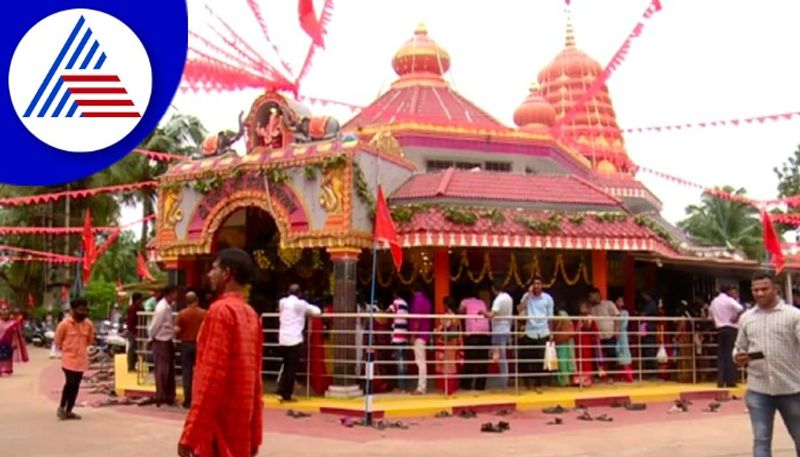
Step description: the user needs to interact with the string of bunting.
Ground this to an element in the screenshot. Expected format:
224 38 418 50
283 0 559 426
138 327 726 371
134 149 188 162
0 182 157 208
0 255 78 264
553 0 663 132
0 245 80 262
296 95 361 112
243 0 295 76
0 214 156 236
293 0 334 90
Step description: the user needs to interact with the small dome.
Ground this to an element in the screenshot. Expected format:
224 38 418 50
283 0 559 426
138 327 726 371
201 136 218 156
392 23 451 77
596 159 618 174
514 83 556 130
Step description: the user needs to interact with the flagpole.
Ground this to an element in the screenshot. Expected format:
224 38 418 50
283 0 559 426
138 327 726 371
363 236 377 426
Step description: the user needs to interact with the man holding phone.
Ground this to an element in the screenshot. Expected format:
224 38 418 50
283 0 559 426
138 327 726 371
735 271 800 457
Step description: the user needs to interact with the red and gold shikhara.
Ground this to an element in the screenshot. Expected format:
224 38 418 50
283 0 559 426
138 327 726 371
154 10 771 392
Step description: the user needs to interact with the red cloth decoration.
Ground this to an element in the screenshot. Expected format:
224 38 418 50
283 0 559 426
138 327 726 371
137 252 155 282
298 0 325 48
82 210 97 283
61 285 69 302
0 182 156 207
762 210 785 273
27 293 34 309
294 0 333 90
374 186 403 271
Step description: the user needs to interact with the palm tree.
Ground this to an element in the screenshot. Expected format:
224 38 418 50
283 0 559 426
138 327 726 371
678 186 764 260
111 113 207 249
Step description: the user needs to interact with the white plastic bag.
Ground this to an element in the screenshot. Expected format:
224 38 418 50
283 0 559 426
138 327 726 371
544 341 559 371
656 344 669 364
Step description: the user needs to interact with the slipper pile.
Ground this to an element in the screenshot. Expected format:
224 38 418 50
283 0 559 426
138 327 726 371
286 410 311 419
480 421 510 433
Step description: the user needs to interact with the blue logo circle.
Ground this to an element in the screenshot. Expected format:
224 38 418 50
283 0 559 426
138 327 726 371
1 1 187 185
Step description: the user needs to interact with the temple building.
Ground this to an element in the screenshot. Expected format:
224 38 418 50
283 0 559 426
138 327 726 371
153 15 761 393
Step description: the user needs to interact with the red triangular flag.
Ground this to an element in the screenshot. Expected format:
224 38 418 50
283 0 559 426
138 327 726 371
60 285 68 302
27 293 34 309
81 210 96 283
298 0 325 48
374 186 403 271
137 252 155 282
762 210 785 273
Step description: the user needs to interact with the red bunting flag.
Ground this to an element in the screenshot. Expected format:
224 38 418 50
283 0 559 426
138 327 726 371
761 210 785 273
137 252 155 282
81 210 96 283
374 186 403 271
27 293 34 309
299 0 325 48
61 285 69 303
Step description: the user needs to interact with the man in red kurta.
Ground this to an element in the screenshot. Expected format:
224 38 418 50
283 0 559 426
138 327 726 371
178 248 264 457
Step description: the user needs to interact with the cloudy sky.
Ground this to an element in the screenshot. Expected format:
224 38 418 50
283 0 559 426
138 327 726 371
123 0 800 227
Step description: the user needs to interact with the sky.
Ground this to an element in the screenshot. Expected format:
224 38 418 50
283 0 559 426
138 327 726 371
122 0 800 228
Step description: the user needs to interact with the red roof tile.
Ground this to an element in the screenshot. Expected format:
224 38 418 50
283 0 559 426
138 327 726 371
343 85 505 131
390 169 623 207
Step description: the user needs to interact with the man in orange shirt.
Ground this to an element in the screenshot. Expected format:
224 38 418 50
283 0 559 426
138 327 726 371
175 291 206 408
178 248 263 457
54 298 94 420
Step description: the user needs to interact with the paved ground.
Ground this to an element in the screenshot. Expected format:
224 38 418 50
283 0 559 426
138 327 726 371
1 348 798 456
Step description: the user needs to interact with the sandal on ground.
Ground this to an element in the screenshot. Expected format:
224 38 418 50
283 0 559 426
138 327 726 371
546 417 563 425
494 409 513 416
542 405 567 414
480 422 502 433
577 411 593 421
596 414 613 422
458 409 477 419
497 421 510 431
434 410 452 418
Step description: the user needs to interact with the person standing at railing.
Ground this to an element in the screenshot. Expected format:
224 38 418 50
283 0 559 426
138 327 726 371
518 276 554 393
639 291 659 378
435 297 463 395
125 293 143 373
277 284 321 402
575 301 601 387
148 286 178 407
175 291 206 409
482 281 513 390
459 292 490 391
615 297 634 383
588 287 619 383
552 303 577 387
709 284 744 388
734 271 800 457
178 248 264 457
408 287 432 395
386 291 410 392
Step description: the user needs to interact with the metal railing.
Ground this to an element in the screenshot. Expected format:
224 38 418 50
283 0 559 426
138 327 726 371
131 311 741 397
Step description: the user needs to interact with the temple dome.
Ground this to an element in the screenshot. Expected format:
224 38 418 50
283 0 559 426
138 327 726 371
391 23 451 83
513 83 556 131
536 10 632 171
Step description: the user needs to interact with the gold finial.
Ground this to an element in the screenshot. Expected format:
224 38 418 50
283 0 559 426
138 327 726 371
529 82 541 93
415 22 427 35
565 8 576 48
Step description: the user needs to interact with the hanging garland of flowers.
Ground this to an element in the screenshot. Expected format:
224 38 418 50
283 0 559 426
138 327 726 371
353 163 376 217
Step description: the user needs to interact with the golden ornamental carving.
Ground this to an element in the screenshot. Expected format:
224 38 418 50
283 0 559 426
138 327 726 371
161 188 183 231
319 165 345 215
368 130 404 157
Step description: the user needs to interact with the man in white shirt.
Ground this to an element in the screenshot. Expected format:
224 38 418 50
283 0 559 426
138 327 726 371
147 286 178 406
735 271 800 457
709 284 744 388
278 284 321 402
481 280 513 390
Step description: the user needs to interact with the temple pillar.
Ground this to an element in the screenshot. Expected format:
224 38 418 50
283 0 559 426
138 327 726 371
433 248 450 314
325 247 363 398
623 254 636 310
591 250 608 299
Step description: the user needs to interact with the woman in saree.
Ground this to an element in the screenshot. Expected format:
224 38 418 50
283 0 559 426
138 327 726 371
574 302 601 387
0 306 29 377
434 297 463 395
553 303 578 387
615 297 634 383
674 300 694 383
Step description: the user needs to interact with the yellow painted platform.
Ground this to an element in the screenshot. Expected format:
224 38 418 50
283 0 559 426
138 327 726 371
115 355 745 418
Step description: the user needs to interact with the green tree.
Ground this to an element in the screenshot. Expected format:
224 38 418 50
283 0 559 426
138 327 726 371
84 279 117 320
91 230 139 284
773 144 800 236
678 186 764 260
110 113 207 249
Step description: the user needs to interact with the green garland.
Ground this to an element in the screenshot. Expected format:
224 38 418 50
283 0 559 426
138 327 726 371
592 212 628 223
515 213 562 235
634 215 679 246
353 163 376 217
443 207 478 225
189 175 224 194
304 154 346 181
568 214 585 225
303 165 317 180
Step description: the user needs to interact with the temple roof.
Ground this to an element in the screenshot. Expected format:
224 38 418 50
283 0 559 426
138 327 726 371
343 24 505 132
390 168 624 208
536 9 632 172
393 206 679 255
